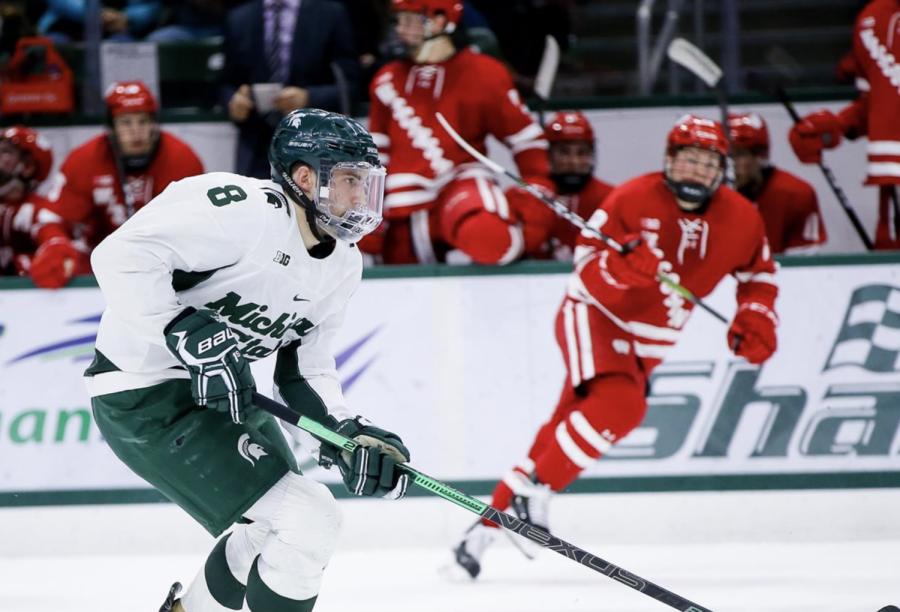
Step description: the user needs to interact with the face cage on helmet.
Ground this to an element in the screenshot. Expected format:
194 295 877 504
312 161 386 243
663 149 725 209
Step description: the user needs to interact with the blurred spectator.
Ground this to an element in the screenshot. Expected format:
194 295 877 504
507 110 615 260
35 81 203 287
467 0 571 96
331 0 390 71
147 0 245 42
363 0 556 266
0 2 43 64
219 0 361 179
0 126 82 286
37 0 163 44
729 112 827 254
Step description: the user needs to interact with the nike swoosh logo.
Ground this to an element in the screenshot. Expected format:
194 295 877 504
293 295 310 302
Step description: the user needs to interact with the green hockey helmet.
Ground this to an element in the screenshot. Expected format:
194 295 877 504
269 108 386 243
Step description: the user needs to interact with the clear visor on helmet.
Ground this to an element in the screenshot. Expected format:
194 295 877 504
315 161 386 243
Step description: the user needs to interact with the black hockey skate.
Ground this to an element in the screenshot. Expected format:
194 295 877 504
506 472 552 559
442 521 497 581
158 582 182 612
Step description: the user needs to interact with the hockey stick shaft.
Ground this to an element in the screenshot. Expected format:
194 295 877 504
435 112 730 325
772 84 874 250
252 392 717 612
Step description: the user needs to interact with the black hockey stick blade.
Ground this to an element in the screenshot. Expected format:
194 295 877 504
252 392 718 612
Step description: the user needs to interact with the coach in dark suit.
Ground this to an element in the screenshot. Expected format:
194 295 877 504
220 0 361 178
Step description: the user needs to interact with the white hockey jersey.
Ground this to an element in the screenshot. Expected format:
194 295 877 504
84 171 360 424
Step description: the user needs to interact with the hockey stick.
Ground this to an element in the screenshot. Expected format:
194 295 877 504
763 81 875 251
666 38 734 185
435 111 730 325
533 34 560 129
251 392 717 612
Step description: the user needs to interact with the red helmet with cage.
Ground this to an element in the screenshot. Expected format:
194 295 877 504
545 111 595 144
391 0 464 28
666 114 729 157
0 126 53 185
104 81 158 117
728 112 769 154
664 115 727 209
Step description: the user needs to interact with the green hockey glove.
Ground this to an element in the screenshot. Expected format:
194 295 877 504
319 416 411 500
164 308 255 423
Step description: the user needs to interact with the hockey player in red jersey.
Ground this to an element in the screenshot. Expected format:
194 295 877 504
507 110 615 260
787 0 900 250
729 112 827 254
0 126 84 287
34 80 205 286
446 115 779 579
365 0 555 265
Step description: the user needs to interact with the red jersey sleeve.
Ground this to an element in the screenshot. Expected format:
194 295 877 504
45 151 97 226
572 193 632 299
368 67 392 164
482 59 552 190
838 94 868 140
733 216 778 317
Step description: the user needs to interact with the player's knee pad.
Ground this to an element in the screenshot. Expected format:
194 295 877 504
253 473 343 601
225 521 269 582
439 177 523 265
561 374 647 460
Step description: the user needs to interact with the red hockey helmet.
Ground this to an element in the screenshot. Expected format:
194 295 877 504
666 114 729 157
664 115 727 209
0 125 53 184
545 111 595 144
104 80 158 117
391 0 464 27
728 112 770 153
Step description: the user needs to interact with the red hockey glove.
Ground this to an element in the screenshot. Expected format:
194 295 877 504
728 303 778 365
788 110 844 164
599 234 660 289
30 237 82 289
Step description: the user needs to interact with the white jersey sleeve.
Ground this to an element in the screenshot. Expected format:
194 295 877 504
90 172 267 349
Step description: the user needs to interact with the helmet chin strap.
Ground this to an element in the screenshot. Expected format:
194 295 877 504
279 165 335 243
413 18 452 63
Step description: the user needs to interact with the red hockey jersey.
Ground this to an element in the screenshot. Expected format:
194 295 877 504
369 48 551 218
838 0 900 185
44 131 204 248
749 167 827 254
550 177 615 259
0 194 55 275
569 173 778 361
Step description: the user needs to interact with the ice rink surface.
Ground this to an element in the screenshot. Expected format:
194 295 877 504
2 538 897 612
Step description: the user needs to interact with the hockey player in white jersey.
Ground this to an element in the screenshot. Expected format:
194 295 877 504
84 108 411 612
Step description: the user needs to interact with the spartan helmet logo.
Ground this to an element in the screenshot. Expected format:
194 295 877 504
287 113 303 129
238 433 268 466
